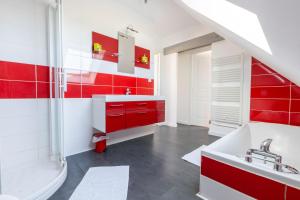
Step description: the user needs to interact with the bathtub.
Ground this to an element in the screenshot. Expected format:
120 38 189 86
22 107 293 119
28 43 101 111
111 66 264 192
198 122 300 200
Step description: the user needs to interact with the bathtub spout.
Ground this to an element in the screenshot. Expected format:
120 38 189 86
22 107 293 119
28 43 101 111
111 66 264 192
260 138 273 152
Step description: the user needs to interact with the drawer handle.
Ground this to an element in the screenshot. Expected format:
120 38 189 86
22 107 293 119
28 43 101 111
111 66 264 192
107 113 124 117
109 104 123 107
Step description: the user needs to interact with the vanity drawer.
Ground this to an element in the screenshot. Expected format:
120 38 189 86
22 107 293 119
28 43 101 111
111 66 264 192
106 110 126 133
125 101 156 110
106 102 125 111
126 109 156 128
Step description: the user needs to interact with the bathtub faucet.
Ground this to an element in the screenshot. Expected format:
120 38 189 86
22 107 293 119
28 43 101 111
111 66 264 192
260 138 273 152
245 138 283 172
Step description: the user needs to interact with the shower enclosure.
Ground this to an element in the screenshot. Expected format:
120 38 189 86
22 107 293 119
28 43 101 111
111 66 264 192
0 0 67 199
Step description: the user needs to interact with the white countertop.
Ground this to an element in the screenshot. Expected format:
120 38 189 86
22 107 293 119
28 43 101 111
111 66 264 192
92 95 165 102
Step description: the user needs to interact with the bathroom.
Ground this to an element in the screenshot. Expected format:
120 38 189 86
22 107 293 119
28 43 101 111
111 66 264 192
0 0 300 200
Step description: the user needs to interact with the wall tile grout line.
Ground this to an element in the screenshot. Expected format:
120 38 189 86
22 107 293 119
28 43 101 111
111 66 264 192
250 57 300 126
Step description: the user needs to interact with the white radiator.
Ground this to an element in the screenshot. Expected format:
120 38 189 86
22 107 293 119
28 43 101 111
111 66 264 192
210 54 243 130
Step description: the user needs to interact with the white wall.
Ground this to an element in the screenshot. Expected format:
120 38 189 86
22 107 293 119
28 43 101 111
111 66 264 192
63 0 159 76
160 25 212 49
0 0 48 65
62 0 162 155
160 53 178 127
0 0 50 171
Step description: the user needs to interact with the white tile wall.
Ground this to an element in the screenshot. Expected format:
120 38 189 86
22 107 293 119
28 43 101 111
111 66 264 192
0 99 50 170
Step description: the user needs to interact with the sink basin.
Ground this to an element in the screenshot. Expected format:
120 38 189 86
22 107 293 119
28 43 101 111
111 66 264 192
92 95 165 102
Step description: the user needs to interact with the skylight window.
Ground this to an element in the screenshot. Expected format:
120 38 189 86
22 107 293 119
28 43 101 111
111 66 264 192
182 0 272 54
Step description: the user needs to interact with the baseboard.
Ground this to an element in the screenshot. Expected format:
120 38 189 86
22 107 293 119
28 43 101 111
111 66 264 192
167 123 178 127
177 120 191 125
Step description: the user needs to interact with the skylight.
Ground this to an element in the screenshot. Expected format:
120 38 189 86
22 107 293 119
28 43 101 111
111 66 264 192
182 0 272 54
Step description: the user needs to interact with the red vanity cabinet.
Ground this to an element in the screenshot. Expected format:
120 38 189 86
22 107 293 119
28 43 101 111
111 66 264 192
105 102 126 133
104 100 165 133
156 101 165 123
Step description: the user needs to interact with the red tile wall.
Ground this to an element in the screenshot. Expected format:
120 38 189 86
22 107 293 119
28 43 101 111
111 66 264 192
92 32 151 69
0 60 154 99
250 58 300 126
65 69 154 98
0 61 50 98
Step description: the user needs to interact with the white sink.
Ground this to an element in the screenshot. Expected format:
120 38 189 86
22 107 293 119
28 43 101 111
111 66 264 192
92 95 165 102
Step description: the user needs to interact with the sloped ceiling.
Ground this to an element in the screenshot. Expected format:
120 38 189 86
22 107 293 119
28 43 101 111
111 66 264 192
175 0 300 85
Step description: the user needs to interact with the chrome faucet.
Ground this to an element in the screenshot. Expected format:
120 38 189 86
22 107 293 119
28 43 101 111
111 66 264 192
245 138 299 174
260 138 273 152
126 88 131 95
245 138 283 172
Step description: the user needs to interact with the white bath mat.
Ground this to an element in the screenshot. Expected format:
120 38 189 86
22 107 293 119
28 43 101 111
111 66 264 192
182 145 207 166
70 166 129 200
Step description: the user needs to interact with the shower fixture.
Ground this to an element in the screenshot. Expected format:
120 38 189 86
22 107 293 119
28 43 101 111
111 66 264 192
126 25 138 34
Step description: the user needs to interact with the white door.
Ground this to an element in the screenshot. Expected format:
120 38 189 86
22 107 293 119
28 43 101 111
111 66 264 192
177 52 192 124
190 51 211 127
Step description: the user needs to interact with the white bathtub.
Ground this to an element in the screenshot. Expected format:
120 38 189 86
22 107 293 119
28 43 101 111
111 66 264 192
199 122 300 200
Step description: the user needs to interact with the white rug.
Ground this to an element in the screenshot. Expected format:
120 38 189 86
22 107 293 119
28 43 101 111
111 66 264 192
182 145 207 166
70 166 129 200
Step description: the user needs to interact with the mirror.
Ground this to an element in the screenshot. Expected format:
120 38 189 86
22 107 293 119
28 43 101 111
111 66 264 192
118 32 135 74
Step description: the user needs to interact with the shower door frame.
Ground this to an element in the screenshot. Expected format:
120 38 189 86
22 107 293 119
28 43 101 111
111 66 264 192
48 0 66 163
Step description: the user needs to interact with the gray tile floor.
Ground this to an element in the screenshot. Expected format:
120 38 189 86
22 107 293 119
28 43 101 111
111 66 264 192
49 124 219 200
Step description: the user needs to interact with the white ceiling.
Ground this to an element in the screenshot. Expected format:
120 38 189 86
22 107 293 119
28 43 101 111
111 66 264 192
175 0 300 85
116 0 203 38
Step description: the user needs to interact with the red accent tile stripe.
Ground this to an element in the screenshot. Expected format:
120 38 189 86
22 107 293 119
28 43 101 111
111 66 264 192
136 88 154 95
64 84 81 98
0 61 36 81
137 78 154 88
250 110 289 124
291 85 300 99
250 58 300 126
290 113 300 126
113 75 136 87
10 81 37 98
0 60 154 99
251 74 290 87
201 156 285 200
36 65 50 82
251 86 290 99
82 85 112 98
37 82 50 98
251 99 290 112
